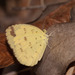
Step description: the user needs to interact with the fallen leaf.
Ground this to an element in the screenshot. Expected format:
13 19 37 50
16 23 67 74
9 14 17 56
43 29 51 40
0 33 14 68
48 0 75 22
33 0 75 29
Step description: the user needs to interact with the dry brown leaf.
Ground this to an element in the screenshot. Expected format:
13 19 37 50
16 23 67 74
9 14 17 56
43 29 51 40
49 0 75 22
0 33 14 68
33 0 75 29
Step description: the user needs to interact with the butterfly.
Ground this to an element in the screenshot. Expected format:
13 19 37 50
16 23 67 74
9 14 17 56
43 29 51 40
6 24 49 66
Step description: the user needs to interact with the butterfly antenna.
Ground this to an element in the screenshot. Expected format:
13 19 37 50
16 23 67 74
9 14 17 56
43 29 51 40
48 31 54 37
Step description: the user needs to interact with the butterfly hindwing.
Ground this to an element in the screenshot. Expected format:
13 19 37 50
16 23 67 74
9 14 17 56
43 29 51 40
6 24 48 66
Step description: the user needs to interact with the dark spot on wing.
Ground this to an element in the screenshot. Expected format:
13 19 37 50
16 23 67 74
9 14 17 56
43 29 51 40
40 44 42 46
35 37 37 40
31 46 32 48
20 48 23 52
24 37 27 41
10 26 16 37
19 43 21 45
24 28 26 33
29 42 31 46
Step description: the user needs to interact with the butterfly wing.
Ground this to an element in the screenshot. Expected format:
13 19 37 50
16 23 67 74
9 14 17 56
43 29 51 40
6 24 48 66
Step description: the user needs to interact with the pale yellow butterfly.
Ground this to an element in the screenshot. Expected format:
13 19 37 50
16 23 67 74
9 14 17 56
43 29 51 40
6 24 49 66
